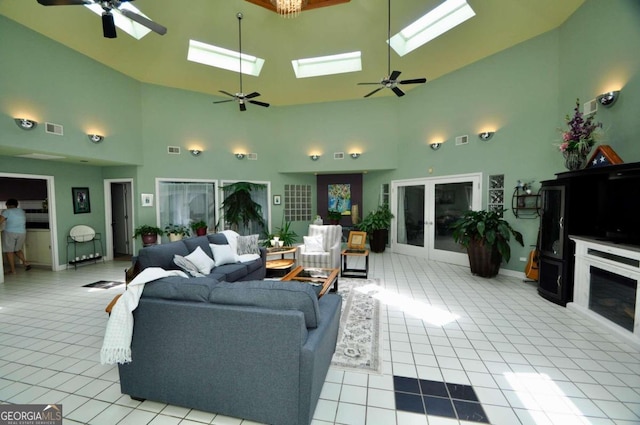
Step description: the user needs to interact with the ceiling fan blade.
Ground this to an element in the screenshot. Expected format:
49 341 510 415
245 92 261 99
119 8 167 35
399 78 427 85
239 102 247 112
102 12 117 38
357 82 381 85
249 100 270 108
392 87 405 97
37 0 91 5
364 87 384 98
213 99 234 104
389 70 402 81
219 90 236 98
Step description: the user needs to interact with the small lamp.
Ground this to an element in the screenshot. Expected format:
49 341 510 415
429 142 442 151
350 152 361 159
478 131 494 141
88 134 104 143
310 154 320 161
597 91 620 107
235 153 245 159
190 149 202 156
14 118 38 130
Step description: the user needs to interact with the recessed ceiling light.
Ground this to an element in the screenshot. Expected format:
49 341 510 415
292 51 362 79
389 0 476 57
84 2 152 40
187 40 265 76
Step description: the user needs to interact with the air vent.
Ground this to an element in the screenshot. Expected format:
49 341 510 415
247 153 258 160
584 99 597 116
167 146 181 155
45 122 63 136
334 152 345 160
455 135 469 146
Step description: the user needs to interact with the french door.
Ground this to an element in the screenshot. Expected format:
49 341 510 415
391 173 482 265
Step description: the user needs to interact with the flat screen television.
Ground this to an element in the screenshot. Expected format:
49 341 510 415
605 171 640 245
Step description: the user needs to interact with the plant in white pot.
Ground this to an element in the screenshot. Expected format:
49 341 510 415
450 209 524 278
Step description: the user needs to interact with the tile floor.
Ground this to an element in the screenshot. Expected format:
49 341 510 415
1 253 639 425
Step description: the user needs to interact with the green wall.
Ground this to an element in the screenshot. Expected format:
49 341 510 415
1 0 638 271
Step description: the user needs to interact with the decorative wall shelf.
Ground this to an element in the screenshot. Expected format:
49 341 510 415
511 187 540 218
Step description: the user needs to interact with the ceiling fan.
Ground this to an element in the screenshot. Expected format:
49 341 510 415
358 0 427 98
36 0 167 39
214 13 270 112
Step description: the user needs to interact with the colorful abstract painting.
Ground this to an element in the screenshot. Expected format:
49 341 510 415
328 184 351 215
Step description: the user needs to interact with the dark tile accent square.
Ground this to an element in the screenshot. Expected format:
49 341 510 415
420 379 449 397
453 400 490 423
423 395 456 418
395 392 425 414
394 375 420 394
447 382 480 401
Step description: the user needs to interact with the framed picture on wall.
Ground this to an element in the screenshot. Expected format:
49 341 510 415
273 194 281 205
141 193 154 207
72 187 91 214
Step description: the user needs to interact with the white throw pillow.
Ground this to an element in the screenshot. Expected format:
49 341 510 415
173 255 204 277
304 235 325 253
184 246 215 274
210 243 238 267
220 230 239 257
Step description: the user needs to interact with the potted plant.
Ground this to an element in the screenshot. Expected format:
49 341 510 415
133 225 164 246
221 182 266 232
263 220 298 248
450 209 524 278
327 210 342 225
190 220 208 236
164 223 190 242
357 204 394 253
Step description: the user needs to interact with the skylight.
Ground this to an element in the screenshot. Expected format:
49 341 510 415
291 51 362 79
84 3 152 40
389 0 476 57
187 40 265 76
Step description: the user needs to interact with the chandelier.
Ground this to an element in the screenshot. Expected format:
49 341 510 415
270 0 308 18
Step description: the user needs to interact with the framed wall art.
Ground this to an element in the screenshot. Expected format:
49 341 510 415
273 194 281 205
141 193 154 207
72 187 91 214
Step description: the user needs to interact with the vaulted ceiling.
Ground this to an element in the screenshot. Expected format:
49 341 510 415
0 0 585 106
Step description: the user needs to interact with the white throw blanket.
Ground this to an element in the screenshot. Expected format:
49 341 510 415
100 267 188 365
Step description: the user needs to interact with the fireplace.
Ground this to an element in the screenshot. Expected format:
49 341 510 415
569 236 640 346
588 266 636 332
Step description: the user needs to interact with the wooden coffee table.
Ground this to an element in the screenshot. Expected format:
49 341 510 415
266 246 297 277
281 266 339 298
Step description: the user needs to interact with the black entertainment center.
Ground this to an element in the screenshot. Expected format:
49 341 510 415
537 161 640 306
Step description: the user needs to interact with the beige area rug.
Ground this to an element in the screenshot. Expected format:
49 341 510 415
331 278 383 375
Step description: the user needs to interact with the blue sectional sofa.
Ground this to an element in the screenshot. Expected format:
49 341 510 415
118 233 343 425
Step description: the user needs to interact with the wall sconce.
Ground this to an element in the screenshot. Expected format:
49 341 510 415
190 149 202 156
88 134 104 143
429 142 442 151
14 118 38 130
597 90 620 107
235 153 245 160
478 131 495 141
350 152 361 159
310 154 320 161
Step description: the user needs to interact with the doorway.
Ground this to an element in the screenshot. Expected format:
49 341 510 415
104 179 133 261
391 173 482 266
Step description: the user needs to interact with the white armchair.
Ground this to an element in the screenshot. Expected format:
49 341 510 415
297 224 343 269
